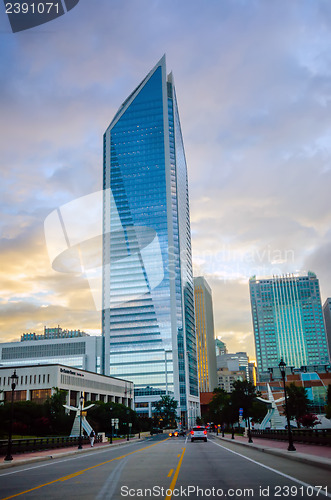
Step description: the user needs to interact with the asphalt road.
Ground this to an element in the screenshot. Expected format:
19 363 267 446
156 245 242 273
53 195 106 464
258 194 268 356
0 435 330 500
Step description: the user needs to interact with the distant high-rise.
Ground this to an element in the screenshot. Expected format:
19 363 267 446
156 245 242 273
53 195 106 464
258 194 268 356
249 273 330 376
215 338 227 356
102 56 199 424
194 277 217 392
323 298 331 357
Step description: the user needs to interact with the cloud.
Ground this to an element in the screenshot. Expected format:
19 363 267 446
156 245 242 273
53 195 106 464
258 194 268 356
0 0 331 359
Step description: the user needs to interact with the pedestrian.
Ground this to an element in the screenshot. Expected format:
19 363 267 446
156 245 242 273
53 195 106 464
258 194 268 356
89 429 95 447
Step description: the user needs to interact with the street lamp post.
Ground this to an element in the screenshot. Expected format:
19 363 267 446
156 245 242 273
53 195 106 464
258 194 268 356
279 358 296 452
4 370 19 462
244 388 253 444
78 393 84 450
126 409 130 441
109 406 113 444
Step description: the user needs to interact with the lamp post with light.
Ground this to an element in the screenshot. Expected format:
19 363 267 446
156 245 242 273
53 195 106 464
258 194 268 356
279 358 296 451
78 393 84 450
126 409 130 441
4 370 19 462
109 406 113 444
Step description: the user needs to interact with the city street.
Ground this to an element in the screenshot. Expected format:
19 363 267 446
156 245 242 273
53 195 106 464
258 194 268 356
0 435 330 500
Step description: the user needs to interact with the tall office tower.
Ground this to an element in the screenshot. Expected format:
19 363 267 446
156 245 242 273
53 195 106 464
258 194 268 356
249 272 330 377
194 277 217 392
323 298 331 357
102 56 199 424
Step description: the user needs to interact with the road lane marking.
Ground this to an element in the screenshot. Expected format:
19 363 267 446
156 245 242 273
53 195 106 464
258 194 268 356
0 439 148 477
210 440 331 498
165 448 186 500
167 469 174 477
96 455 129 500
0 438 170 500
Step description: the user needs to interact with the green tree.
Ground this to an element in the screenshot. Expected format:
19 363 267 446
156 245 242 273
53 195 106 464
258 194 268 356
45 388 72 434
285 383 310 427
153 395 178 428
208 388 229 425
231 380 257 419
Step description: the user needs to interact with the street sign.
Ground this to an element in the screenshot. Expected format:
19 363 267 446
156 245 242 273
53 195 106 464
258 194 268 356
239 408 243 416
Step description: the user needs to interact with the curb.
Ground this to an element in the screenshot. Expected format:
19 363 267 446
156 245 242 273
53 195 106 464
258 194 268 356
0 436 144 470
215 435 331 471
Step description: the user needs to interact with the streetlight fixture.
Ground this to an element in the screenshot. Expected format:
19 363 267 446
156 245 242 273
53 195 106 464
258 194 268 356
279 358 296 452
78 392 84 450
4 370 19 462
109 406 113 444
126 409 130 441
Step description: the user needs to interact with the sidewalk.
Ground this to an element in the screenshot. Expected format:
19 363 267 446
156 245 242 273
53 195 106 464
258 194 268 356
215 433 331 471
0 436 140 470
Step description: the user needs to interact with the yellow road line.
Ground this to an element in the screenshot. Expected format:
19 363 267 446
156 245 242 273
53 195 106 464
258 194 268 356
165 447 186 500
167 469 174 478
1 438 170 500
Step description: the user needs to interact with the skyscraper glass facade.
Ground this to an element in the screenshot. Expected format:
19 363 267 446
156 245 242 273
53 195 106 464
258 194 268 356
249 272 330 376
102 57 199 422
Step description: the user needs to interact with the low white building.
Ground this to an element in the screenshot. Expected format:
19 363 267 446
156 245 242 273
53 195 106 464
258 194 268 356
0 364 134 408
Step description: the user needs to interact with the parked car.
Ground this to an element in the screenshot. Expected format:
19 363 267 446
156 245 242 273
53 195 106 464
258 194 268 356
190 426 207 442
150 428 163 435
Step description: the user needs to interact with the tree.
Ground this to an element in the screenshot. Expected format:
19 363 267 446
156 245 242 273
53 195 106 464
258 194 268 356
208 388 229 425
45 388 72 435
298 414 320 428
231 380 257 419
285 383 309 427
153 395 178 428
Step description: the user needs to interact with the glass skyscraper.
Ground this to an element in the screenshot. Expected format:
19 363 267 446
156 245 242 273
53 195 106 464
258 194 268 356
102 56 199 424
249 272 330 376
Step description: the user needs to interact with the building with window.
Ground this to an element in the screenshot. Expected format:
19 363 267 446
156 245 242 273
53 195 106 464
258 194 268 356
249 272 330 378
21 326 89 342
215 338 227 356
102 56 199 425
0 335 102 373
323 298 331 357
194 277 217 392
0 364 133 408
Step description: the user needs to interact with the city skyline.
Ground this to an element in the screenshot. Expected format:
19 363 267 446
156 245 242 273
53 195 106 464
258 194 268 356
1 1 331 360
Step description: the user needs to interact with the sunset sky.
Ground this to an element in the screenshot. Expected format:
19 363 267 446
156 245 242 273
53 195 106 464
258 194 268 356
1 0 331 358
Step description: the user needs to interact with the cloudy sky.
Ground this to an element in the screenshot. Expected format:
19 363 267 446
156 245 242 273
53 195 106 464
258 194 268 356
1 0 331 358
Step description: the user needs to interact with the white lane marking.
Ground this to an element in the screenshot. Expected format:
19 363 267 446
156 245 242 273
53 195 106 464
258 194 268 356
96 456 129 500
210 439 331 497
0 441 144 477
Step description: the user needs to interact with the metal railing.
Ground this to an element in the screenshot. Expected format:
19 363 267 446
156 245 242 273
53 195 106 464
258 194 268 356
251 428 331 446
0 435 102 456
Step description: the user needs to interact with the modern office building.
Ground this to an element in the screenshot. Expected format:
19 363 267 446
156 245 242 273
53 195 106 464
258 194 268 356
217 366 246 393
215 338 227 356
323 298 331 356
21 326 89 342
102 56 199 425
216 351 250 381
0 364 133 408
0 335 102 373
194 277 217 392
249 272 330 377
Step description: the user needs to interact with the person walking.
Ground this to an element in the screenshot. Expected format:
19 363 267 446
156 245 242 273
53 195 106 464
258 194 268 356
89 429 95 447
